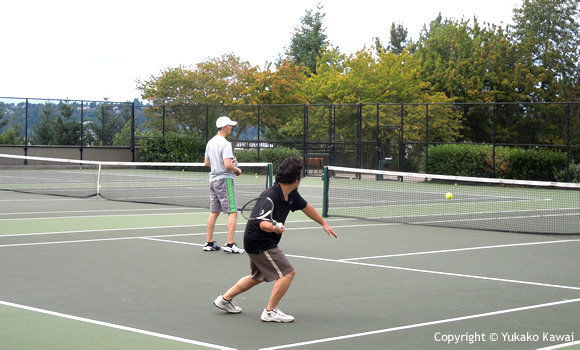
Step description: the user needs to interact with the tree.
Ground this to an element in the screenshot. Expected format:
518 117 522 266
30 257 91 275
53 101 82 145
302 47 460 142
30 102 56 145
0 103 8 132
89 101 131 146
281 3 328 75
511 0 580 101
136 54 258 137
389 22 410 55
374 22 413 55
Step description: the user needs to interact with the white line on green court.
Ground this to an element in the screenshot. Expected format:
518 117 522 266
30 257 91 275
0 211 206 222
340 239 580 261
0 300 236 350
0 207 194 216
0 219 358 238
258 298 580 350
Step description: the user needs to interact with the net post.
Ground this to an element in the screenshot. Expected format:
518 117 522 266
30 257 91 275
97 164 102 199
268 163 273 188
322 166 329 217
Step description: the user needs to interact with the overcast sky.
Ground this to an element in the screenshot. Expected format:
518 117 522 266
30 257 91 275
1 0 523 102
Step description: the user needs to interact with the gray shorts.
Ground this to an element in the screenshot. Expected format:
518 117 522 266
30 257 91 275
248 247 295 282
209 178 237 213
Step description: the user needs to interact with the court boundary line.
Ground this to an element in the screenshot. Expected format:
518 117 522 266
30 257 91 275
0 207 195 217
0 218 362 238
0 300 236 350
340 239 580 261
257 297 580 350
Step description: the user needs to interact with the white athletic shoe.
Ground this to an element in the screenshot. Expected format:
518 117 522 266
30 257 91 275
261 308 294 323
213 295 242 314
222 243 245 254
203 241 221 251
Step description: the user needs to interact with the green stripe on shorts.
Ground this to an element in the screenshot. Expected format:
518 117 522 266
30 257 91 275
226 178 236 213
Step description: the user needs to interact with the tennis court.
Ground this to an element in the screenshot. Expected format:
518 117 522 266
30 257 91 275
1 174 579 349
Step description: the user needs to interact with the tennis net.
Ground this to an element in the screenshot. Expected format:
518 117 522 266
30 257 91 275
0 154 273 208
322 166 580 235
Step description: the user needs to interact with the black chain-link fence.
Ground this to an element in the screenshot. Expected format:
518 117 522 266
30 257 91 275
1 98 578 180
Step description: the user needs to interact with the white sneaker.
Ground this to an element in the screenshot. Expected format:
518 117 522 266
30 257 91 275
213 295 242 314
261 308 294 322
222 243 245 254
203 241 220 251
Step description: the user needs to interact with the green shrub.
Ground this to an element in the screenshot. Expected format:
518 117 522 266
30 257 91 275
506 148 567 181
138 133 205 163
236 147 301 172
422 144 493 177
555 162 580 183
422 144 569 181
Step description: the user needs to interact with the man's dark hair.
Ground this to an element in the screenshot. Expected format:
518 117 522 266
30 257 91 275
275 157 303 184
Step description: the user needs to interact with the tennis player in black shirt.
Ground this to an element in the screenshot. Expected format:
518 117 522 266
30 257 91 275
213 157 337 322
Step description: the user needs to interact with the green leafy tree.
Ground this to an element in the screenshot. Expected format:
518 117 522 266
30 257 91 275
136 54 258 137
302 47 460 142
511 0 580 101
414 15 540 142
280 3 328 75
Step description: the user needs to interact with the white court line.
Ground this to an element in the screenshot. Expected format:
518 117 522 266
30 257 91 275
340 239 580 261
0 224 209 238
0 219 358 238
0 300 235 350
258 298 580 350
0 211 205 222
0 207 194 216
292 255 580 291
141 237 203 246
537 340 580 349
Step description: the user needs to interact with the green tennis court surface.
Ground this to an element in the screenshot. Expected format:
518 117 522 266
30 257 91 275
1 177 579 349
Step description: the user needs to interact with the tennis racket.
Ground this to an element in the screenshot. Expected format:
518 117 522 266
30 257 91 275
240 196 283 229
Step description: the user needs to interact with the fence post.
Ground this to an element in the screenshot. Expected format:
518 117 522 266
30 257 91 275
492 102 497 178
425 103 429 173
566 102 570 182
80 101 84 160
399 103 404 172
131 102 135 162
257 105 261 161
376 103 380 170
303 104 308 177
357 103 362 169
24 98 28 163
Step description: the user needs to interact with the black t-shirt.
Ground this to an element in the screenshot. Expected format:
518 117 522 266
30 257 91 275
243 182 307 254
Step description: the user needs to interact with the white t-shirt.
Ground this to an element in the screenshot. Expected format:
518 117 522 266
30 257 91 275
205 134 235 181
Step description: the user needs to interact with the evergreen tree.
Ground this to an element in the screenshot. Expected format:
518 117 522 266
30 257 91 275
30 102 56 145
281 3 328 75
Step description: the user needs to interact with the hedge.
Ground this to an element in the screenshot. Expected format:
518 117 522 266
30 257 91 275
421 144 577 182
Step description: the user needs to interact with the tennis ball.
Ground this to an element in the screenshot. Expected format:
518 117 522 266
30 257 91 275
446 192 453 200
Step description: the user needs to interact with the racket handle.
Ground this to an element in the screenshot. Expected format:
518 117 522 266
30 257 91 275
274 222 283 230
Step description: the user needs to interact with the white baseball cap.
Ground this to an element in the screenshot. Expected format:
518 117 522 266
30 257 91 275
216 116 238 128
